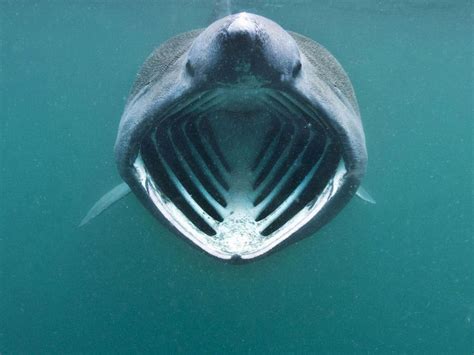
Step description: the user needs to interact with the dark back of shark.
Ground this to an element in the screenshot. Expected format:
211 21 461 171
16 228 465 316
82 12 374 262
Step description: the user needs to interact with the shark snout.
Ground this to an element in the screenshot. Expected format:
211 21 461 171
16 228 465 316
224 13 258 44
187 12 301 85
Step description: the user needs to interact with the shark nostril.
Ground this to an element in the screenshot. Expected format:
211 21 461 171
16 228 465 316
292 61 302 77
186 60 195 76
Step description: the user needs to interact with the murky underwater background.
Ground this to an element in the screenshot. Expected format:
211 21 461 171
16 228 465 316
1 0 472 353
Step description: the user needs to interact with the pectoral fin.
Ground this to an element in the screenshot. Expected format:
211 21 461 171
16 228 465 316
356 186 376 204
79 182 131 227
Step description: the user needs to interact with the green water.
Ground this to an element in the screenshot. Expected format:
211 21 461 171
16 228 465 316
1 1 472 353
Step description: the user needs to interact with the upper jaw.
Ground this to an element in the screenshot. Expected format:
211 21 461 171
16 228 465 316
121 86 351 261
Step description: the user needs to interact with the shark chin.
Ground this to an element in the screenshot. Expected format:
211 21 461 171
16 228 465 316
81 12 373 262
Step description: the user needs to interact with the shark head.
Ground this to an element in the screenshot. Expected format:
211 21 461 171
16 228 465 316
114 13 367 261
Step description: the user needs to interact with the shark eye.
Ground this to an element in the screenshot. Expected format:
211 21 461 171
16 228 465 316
186 60 195 76
292 60 302 77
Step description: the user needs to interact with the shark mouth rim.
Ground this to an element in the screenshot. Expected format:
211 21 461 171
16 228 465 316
131 88 347 260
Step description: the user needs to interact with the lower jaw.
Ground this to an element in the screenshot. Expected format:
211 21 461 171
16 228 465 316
132 88 345 259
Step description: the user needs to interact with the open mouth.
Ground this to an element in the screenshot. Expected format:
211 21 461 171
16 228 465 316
132 88 346 260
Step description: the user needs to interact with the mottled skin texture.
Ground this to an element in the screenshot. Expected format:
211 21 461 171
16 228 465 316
114 13 367 260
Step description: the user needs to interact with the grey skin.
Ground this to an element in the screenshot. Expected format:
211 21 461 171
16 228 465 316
85 13 370 262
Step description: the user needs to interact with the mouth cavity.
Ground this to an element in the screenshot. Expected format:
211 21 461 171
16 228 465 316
133 88 346 260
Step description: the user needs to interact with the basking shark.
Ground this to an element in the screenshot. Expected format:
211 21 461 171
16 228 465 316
81 12 374 261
